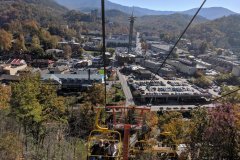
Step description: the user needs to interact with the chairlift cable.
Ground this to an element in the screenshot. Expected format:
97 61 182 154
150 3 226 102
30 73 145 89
143 0 207 104
198 86 240 107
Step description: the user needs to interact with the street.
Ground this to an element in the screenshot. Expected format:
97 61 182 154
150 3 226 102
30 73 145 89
117 69 135 106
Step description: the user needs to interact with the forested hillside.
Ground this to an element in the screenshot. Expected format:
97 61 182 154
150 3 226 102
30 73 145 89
0 0 67 26
186 15 240 52
136 13 208 34
0 0 95 58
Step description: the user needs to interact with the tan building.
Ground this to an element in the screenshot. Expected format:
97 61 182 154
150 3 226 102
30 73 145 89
3 59 27 75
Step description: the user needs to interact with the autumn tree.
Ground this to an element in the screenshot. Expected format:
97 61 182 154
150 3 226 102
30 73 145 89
23 20 39 34
10 74 67 145
30 35 44 57
31 35 41 49
158 111 182 130
68 102 95 138
39 29 59 49
87 84 105 106
63 45 72 60
199 41 208 54
162 118 189 145
187 108 209 160
215 73 240 85
0 85 11 110
202 105 240 159
106 48 115 56
157 111 187 147
193 75 212 88
0 29 13 52
186 105 240 160
141 41 148 53
14 34 27 52
0 133 22 160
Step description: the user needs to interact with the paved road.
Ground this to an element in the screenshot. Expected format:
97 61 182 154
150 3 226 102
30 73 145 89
138 103 217 112
117 70 135 106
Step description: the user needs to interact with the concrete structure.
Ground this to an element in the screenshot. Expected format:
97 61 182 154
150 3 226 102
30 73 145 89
46 49 64 58
167 59 207 76
141 60 161 72
106 35 130 47
200 54 238 73
106 39 130 47
54 59 70 67
49 66 69 74
232 65 240 76
135 69 152 79
167 60 196 75
41 72 103 91
0 74 20 84
2 59 27 75
139 60 176 76
74 60 92 68
151 44 172 53
92 57 103 67
159 66 176 77
129 78 211 104
116 53 136 65
151 44 189 55
31 59 54 68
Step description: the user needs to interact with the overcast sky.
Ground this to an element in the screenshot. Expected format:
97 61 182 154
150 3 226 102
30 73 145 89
108 0 240 13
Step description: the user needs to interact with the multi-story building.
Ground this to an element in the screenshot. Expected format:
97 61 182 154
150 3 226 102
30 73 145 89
200 54 238 73
41 71 103 91
167 58 207 75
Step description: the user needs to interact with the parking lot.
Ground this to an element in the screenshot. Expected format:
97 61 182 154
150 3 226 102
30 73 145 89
128 75 212 104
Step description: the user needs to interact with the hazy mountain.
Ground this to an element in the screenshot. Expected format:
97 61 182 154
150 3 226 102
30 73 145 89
186 15 240 51
54 0 237 19
182 7 237 20
54 0 174 16
136 13 208 34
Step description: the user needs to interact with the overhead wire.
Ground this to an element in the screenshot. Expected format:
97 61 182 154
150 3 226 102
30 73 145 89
100 0 239 109
198 86 240 107
142 0 207 105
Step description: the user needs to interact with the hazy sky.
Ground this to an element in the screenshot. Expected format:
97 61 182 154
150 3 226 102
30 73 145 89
108 0 240 13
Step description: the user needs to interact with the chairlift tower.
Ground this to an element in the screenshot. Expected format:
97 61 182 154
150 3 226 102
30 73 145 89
128 10 136 54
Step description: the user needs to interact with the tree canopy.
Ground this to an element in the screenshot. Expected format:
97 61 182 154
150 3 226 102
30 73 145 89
0 29 13 52
10 74 68 144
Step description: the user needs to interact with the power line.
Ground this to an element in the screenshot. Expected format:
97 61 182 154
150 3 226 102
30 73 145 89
145 0 207 93
198 86 240 107
143 0 207 105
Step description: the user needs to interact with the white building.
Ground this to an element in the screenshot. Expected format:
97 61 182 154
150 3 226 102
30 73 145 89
167 60 197 75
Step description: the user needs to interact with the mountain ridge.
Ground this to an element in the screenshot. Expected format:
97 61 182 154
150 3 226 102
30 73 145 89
182 7 237 20
54 0 238 20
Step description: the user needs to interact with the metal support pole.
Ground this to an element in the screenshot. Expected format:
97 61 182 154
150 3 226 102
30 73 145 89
123 124 131 160
101 0 107 107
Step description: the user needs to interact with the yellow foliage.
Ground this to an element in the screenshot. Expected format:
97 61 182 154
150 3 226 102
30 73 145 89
0 85 11 110
0 29 13 51
162 118 190 145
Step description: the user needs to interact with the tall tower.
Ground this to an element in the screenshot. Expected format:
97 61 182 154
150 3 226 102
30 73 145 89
128 9 136 54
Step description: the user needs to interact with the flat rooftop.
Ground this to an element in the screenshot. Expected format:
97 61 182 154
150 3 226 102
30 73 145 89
129 75 211 98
